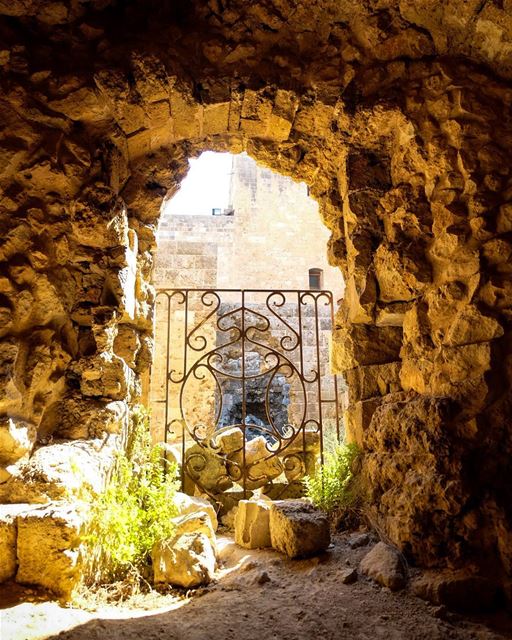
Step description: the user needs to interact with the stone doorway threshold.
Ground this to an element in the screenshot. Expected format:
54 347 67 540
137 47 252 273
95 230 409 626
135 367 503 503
1 534 510 640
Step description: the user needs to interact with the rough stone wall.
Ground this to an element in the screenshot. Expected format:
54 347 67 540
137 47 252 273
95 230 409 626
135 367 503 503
0 0 511 598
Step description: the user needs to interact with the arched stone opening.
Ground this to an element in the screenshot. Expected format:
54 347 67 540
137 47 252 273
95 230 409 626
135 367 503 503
0 0 511 601
149 150 346 505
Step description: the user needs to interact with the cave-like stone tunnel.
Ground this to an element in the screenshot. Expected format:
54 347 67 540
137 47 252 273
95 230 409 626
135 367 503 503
0 0 512 617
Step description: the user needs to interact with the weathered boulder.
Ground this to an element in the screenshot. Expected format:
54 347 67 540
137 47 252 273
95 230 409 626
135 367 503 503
157 441 181 471
0 439 121 503
229 436 283 490
282 450 316 482
215 426 243 455
234 498 272 549
0 417 36 466
172 510 217 552
51 397 128 440
184 444 232 494
0 504 33 583
16 503 86 599
359 542 407 591
173 491 218 532
269 500 330 558
152 532 216 588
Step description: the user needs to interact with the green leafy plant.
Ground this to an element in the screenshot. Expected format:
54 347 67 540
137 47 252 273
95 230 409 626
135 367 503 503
83 405 179 585
304 441 360 514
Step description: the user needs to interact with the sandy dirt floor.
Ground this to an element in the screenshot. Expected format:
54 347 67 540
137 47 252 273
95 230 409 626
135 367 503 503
1 533 511 640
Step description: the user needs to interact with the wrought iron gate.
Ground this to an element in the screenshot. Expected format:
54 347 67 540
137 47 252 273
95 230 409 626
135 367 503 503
153 288 342 500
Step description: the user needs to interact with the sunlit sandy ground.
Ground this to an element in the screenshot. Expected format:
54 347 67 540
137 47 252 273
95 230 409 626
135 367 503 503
2 535 511 640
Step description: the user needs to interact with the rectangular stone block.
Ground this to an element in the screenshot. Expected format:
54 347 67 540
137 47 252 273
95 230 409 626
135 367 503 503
269 500 330 558
16 504 86 599
331 322 403 373
0 504 37 583
346 362 402 404
234 499 271 549
345 398 382 447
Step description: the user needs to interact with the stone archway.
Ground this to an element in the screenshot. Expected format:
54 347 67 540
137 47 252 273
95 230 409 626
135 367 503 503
0 0 511 600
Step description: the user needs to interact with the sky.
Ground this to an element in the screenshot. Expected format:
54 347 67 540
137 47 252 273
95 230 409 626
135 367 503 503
163 151 233 216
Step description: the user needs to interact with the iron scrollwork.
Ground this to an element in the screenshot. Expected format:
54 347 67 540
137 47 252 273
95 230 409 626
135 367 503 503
155 288 342 500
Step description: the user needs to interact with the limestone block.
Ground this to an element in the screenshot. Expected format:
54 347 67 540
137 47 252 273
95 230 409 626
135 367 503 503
331 323 403 373
375 302 411 327
130 54 170 104
374 244 428 302
214 488 249 518
234 499 272 549
343 274 377 323
104 246 138 321
359 542 407 591
184 444 233 494
442 306 503 347
126 128 152 159
94 69 146 135
158 442 181 470
70 185 129 250
152 532 216 588
203 102 230 135
345 362 402 403
53 397 128 440
173 491 218 532
0 416 36 466
293 102 335 138
16 503 86 599
75 352 134 401
172 511 217 553
0 504 32 583
229 436 284 490
269 500 330 558
400 342 491 401
284 429 320 454
282 451 316 482
170 89 201 139
48 87 109 123
0 438 120 504
215 426 243 455
345 398 381 448
263 482 305 500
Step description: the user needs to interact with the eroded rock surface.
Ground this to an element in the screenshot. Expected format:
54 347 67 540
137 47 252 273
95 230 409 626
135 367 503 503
0 0 511 599
152 532 216 589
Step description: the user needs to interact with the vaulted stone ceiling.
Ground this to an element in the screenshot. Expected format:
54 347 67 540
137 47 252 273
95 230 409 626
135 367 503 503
0 0 511 602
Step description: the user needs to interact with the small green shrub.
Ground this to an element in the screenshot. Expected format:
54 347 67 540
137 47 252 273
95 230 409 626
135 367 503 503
83 406 179 585
304 441 360 513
